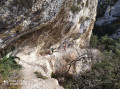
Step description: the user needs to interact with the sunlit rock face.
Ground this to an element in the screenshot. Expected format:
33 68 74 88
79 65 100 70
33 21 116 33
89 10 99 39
0 1 98 88
0 0 98 54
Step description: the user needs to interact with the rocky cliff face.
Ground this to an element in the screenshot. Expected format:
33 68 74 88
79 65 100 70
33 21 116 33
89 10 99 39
0 0 98 89
0 0 98 54
94 0 120 38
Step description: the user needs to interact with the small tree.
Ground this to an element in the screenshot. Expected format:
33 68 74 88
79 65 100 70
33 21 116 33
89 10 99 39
90 34 98 48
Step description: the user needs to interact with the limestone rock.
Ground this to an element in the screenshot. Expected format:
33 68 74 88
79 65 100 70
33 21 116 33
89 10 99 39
0 0 98 88
0 0 98 52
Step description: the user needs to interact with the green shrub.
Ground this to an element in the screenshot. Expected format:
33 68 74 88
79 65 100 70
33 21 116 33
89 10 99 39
90 34 99 47
0 53 22 89
90 34 120 52
34 72 47 80
0 53 21 80
70 5 80 13
75 51 120 89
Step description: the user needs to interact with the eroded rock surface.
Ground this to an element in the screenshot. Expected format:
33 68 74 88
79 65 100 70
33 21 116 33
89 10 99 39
0 0 98 52
0 0 98 89
16 46 100 89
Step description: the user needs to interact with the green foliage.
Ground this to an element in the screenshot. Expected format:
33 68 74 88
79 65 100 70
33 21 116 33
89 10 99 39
90 34 99 47
90 34 120 52
100 35 115 51
59 34 120 89
75 51 120 89
70 5 80 13
0 53 21 80
85 34 120 89
60 51 120 89
34 72 47 80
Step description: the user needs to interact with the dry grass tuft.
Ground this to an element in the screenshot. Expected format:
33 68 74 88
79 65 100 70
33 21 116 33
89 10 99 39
39 49 52 56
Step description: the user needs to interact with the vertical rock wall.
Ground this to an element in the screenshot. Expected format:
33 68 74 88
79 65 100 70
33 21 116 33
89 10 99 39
0 0 98 55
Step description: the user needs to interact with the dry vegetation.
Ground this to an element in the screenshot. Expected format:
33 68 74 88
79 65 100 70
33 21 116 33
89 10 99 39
51 50 94 89
38 49 52 56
